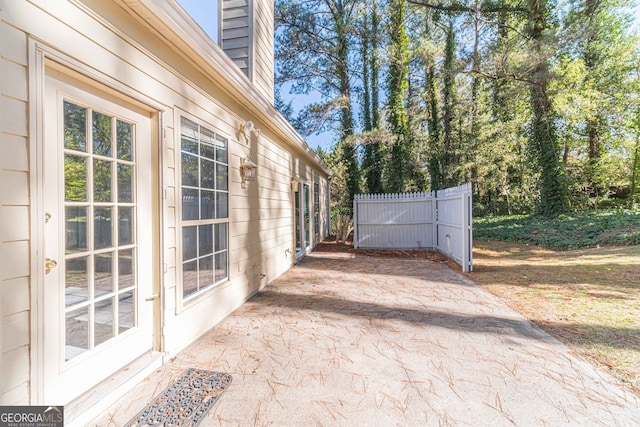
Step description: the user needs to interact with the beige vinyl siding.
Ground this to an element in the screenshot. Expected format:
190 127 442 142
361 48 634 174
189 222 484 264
220 0 274 101
0 16 30 405
253 0 274 101
0 135 29 174
221 0 250 76
0 0 330 406
1 346 30 404
229 135 294 272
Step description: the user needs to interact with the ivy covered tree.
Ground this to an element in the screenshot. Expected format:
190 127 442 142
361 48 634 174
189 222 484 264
360 0 384 193
526 0 569 215
385 0 412 192
276 0 640 216
275 0 359 211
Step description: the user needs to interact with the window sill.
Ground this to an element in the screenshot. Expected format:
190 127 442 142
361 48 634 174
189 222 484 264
177 278 230 313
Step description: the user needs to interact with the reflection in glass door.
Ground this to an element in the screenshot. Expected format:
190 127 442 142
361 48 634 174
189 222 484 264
63 101 137 361
303 184 310 248
294 182 311 257
295 185 301 254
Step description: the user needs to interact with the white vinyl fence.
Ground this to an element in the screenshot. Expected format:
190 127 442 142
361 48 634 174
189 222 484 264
353 183 473 272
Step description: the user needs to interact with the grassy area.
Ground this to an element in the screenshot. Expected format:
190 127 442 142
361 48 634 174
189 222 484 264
469 240 640 395
474 209 640 249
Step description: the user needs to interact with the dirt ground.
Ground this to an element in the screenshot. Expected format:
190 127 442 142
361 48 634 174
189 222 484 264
315 236 456 266
469 240 640 396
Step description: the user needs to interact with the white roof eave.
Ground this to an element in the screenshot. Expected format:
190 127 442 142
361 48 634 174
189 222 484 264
120 0 332 177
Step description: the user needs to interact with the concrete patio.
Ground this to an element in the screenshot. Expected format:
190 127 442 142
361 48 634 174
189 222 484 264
92 248 640 426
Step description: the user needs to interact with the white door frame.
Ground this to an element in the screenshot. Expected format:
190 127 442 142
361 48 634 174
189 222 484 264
28 44 165 405
294 180 311 257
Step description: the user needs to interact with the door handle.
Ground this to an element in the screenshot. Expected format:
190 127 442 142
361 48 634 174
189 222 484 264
145 293 159 302
45 258 58 273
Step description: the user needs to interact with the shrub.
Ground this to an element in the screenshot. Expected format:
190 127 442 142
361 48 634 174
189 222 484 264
474 208 640 249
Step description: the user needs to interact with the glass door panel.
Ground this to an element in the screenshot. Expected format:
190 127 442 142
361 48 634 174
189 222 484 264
295 186 301 254
295 183 311 257
303 184 310 248
63 101 139 361
43 72 154 405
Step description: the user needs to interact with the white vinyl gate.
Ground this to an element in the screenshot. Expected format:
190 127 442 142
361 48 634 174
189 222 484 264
353 183 473 272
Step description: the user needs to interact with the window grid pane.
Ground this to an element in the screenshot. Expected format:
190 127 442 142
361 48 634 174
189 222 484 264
180 117 229 300
63 101 138 362
314 183 320 236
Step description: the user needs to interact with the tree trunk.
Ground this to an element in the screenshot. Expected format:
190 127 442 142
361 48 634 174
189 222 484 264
335 3 359 211
528 0 568 215
361 5 372 132
582 0 604 201
386 0 410 192
467 2 481 184
442 18 457 187
362 0 384 193
371 0 380 130
425 14 442 191
630 133 640 208
583 0 605 200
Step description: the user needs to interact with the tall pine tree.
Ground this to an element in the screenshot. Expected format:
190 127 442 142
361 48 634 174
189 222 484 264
386 0 411 192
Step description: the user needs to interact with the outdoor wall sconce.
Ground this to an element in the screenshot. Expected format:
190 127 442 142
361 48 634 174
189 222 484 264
240 120 254 134
291 178 299 192
239 120 260 141
240 157 258 184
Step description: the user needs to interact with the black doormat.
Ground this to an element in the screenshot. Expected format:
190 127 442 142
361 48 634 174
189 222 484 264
125 368 232 427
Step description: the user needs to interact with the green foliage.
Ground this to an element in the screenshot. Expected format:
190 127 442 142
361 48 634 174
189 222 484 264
360 0 384 194
474 208 640 249
370 0 381 130
276 0 640 215
276 0 358 211
526 0 570 216
385 0 411 193
330 206 352 233
555 0 640 206
441 18 456 187
341 140 359 213
64 155 87 202
421 13 443 191
386 0 410 136
317 141 356 216
362 143 384 194
528 110 570 216
356 129 389 193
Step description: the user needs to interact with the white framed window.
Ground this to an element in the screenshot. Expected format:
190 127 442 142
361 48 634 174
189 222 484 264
314 182 320 238
179 116 229 300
